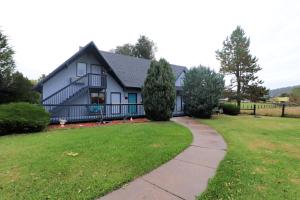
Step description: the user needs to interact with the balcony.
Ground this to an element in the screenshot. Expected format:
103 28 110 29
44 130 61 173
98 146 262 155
87 73 107 88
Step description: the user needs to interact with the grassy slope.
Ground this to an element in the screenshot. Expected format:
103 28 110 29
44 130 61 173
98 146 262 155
0 122 192 200
199 115 300 200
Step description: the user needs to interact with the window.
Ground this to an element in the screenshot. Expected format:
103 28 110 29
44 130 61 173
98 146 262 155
77 62 87 77
90 92 105 104
91 64 101 74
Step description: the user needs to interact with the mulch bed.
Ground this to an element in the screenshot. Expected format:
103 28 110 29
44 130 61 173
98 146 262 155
48 118 149 130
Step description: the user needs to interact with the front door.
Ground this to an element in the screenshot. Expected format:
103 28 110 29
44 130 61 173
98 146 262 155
176 95 183 112
111 92 121 114
128 93 137 114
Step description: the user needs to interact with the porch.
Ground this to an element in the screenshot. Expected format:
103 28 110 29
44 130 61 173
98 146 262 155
44 104 185 123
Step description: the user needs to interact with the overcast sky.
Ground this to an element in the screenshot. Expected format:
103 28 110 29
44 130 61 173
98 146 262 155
1 0 299 89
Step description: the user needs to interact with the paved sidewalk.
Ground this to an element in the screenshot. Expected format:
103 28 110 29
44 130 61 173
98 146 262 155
99 117 227 200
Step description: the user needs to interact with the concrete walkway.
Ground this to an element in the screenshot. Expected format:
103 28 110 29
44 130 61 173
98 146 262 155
99 117 227 200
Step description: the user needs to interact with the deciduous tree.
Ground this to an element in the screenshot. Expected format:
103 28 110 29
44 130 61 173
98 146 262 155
114 43 135 56
0 29 40 104
0 30 15 91
113 35 156 59
246 84 269 102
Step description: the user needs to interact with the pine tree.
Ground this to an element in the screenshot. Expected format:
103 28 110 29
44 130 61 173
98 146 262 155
142 59 175 121
183 66 224 118
216 26 262 108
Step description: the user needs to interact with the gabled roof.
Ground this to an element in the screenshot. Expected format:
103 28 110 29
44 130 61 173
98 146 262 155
100 51 186 88
34 42 187 91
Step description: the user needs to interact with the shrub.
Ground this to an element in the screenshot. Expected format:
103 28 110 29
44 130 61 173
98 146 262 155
221 104 240 115
0 103 50 135
142 58 176 121
183 66 224 118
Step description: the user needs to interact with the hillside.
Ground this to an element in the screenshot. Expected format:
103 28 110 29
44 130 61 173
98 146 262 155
269 85 300 97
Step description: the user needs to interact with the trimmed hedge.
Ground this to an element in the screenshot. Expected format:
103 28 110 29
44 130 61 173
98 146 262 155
221 104 240 115
0 103 50 135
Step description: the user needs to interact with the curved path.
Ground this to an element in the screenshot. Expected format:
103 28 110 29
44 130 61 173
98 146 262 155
99 117 227 200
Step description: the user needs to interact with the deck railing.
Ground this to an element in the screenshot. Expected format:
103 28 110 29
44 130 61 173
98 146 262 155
42 73 106 106
44 104 145 123
44 103 185 123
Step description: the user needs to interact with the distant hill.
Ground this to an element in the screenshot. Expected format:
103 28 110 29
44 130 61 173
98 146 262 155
269 85 300 97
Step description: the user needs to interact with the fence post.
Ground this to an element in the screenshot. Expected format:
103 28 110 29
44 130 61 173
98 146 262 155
253 104 256 116
281 104 285 117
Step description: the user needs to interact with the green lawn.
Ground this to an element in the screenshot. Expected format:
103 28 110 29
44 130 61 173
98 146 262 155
0 122 192 200
199 115 300 200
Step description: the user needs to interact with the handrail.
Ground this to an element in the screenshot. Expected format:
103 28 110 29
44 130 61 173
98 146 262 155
42 73 106 103
42 74 88 102
43 103 144 106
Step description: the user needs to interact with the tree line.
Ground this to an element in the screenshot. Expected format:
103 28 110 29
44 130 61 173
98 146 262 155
0 30 40 104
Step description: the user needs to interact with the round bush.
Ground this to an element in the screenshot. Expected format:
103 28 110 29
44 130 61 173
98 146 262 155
183 66 224 118
0 103 50 135
221 104 240 115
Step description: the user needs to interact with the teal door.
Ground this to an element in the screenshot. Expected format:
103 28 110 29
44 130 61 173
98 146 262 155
128 93 137 114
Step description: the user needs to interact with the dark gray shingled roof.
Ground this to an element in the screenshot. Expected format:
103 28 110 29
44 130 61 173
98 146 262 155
34 42 187 91
100 50 187 88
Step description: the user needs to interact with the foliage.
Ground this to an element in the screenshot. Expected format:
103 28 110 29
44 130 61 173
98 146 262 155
142 58 175 121
289 86 300 104
0 72 40 104
183 66 224 118
199 115 300 200
222 86 236 101
0 29 15 92
113 35 157 59
114 43 135 57
221 103 240 115
280 92 290 97
216 26 263 107
133 35 156 59
0 122 192 199
0 103 50 135
245 84 269 102
0 30 39 104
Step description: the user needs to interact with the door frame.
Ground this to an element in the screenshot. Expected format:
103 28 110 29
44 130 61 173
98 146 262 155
110 92 121 114
176 95 183 112
128 93 137 114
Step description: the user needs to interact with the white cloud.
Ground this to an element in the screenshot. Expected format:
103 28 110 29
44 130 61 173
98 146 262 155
1 0 299 89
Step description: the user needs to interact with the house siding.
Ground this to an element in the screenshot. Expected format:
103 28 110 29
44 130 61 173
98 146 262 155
41 45 186 122
175 71 185 87
43 51 111 101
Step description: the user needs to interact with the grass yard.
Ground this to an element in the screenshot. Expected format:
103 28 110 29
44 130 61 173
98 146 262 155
0 122 192 200
199 115 300 200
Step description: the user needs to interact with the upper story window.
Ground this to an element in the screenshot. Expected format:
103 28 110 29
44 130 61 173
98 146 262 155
91 64 101 74
77 62 87 77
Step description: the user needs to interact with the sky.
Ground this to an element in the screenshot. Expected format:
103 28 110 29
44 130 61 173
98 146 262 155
1 0 299 89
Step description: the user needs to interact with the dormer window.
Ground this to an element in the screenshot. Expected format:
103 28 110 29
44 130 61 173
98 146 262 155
77 62 87 77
